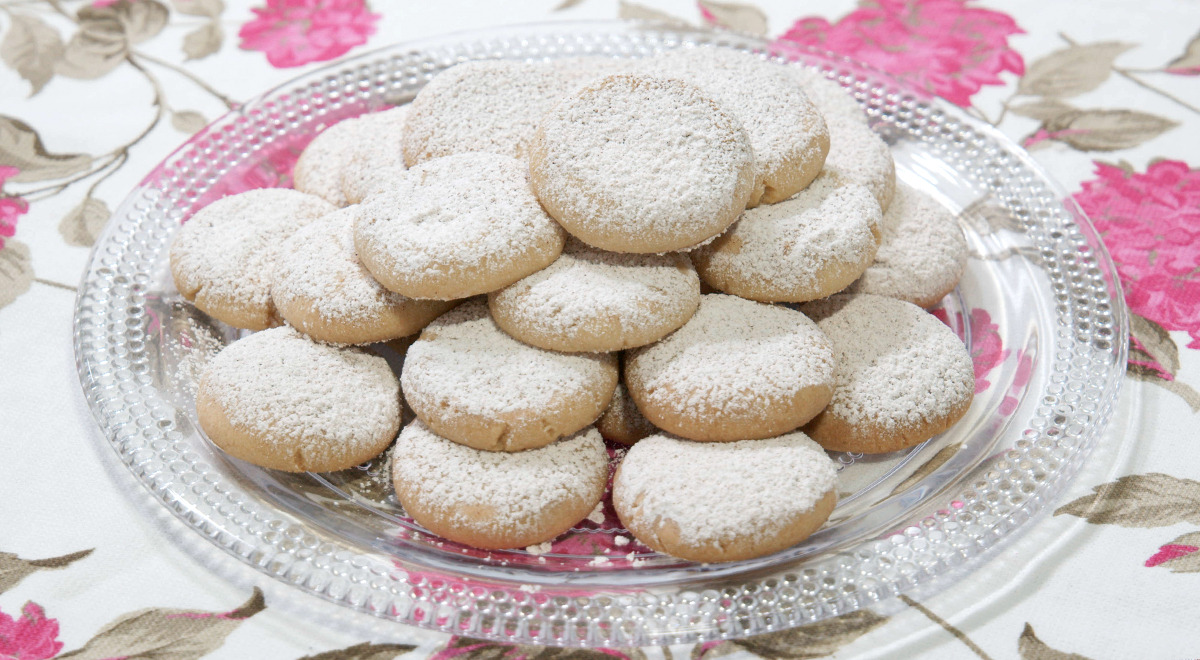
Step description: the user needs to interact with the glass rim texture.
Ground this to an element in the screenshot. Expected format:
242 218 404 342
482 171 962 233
73 20 1129 647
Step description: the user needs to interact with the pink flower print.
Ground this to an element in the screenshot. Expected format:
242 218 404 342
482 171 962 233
0 166 30 250
932 307 1009 393
238 0 380 68
776 0 1025 107
1145 543 1199 567
0 602 63 660
1073 160 1200 348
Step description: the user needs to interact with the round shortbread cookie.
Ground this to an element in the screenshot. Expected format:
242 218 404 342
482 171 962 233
196 326 401 472
652 47 830 207
846 183 969 308
691 170 882 303
800 294 975 453
401 300 619 452
826 114 896 211
488 238 701 353
595 381 658 446
403 60 592 165
625 294 836 442
271 210 456 345
790 67 869 127
528 73 756 253
170 188 336 330
392 421 609 549
612 432 838 562
353 152 566 300
293 106 410 207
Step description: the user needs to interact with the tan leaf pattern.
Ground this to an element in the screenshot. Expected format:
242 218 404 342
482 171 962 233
0 115 92 182
299 642 417 659
1042 108 1177 151
1129 313 1179 375
617 1 690 26
170 0 224 18
171 109 208 133
0 13 65 96
891 442 962 496
1128 371 1200 413
1017 623 1092 660
182 22 223 60
80 0 170 45
59 197 111 247
0 548 93 595
696 610 888 660
1165 30 1200 73
1018 42 1135 98
1151 531 1200 573
57 587 265 659
959 195 1025 234
1054 473 1200 527
551 0 587 10
56 16 127 80
434 637 646 660
0 239 34 309
699 0 768 36
1007 99 1076 121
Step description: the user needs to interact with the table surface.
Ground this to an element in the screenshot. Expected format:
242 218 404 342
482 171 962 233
3 1 1199 658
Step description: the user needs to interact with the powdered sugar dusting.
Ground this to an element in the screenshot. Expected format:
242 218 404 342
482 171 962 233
531 74 755 253
596 381 659 445
201 326 400 459
825 114 895 209
626 294 834 421
790 67 869 126
170 188 336 321
393 421 608 538
847 183 968 307
692 170 881 302
614 432 838 546
401 299 617 417
337 106 410 202
801 294 974 429
292 106 409 207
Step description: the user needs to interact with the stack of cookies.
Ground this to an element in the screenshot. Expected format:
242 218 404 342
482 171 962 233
170 46 975 563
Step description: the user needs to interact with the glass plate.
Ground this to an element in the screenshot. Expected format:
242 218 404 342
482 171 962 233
73 21 1128 647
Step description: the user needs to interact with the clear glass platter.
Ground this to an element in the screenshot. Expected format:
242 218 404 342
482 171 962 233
73 21 1128 647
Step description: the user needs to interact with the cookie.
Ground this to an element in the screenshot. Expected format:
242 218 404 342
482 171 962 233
595 380 658 446
170 188 336 330
691 170 882 303
625 294 836 442
401 300 619 452
403 60 591 165
846 183 969 308
271 210 455 345
528 73 756 253
293 106 410 207
488 238 701 353
790 67 869 127
393 420 609 549
652 47 830 207
353 152 566 300
612 432 839 562
196 326 400 472
800 294 975 453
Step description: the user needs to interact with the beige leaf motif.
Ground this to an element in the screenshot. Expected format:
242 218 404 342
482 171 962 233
699 0 768 36
172 110 208 134
56 13 126 80
959 195 1024 234
1044 109 1178 151
618 1 691 26
434 637 645 660
1130 313 1179 375
1007 99 1076 122
79 0 170 45
1018 623 1092 660
0 13 65 96
57 587 265 660
182 21 223 60
1154 531 1200 573
298 642 417 660
1054 473 1200 527
0 239 34 309
1127 365 1200 413
1018 42 1135 98
891 442 962 496
59 197 111 247
171 0 224 18
0 115 93 182
1165 30 1200 73
0 548 93 595
552 0 586 10
697 610 888 660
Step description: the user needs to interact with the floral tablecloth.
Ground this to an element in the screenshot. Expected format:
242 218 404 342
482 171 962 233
3 0 1199 658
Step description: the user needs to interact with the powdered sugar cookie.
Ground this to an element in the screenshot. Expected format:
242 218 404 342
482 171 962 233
401 300 619 452
595 381 658 446
691 170 882 303
612 432 838 562
625 294 835 442
393 420 609 549
271 210 455 345
196 326 400 472
528 73 756 253
354 152 566 300
488 238 701 353
790 67 869 127
801 294 974 453
293 106 410 207
652 47 830 206
170 188 336 330
846 183 968 308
